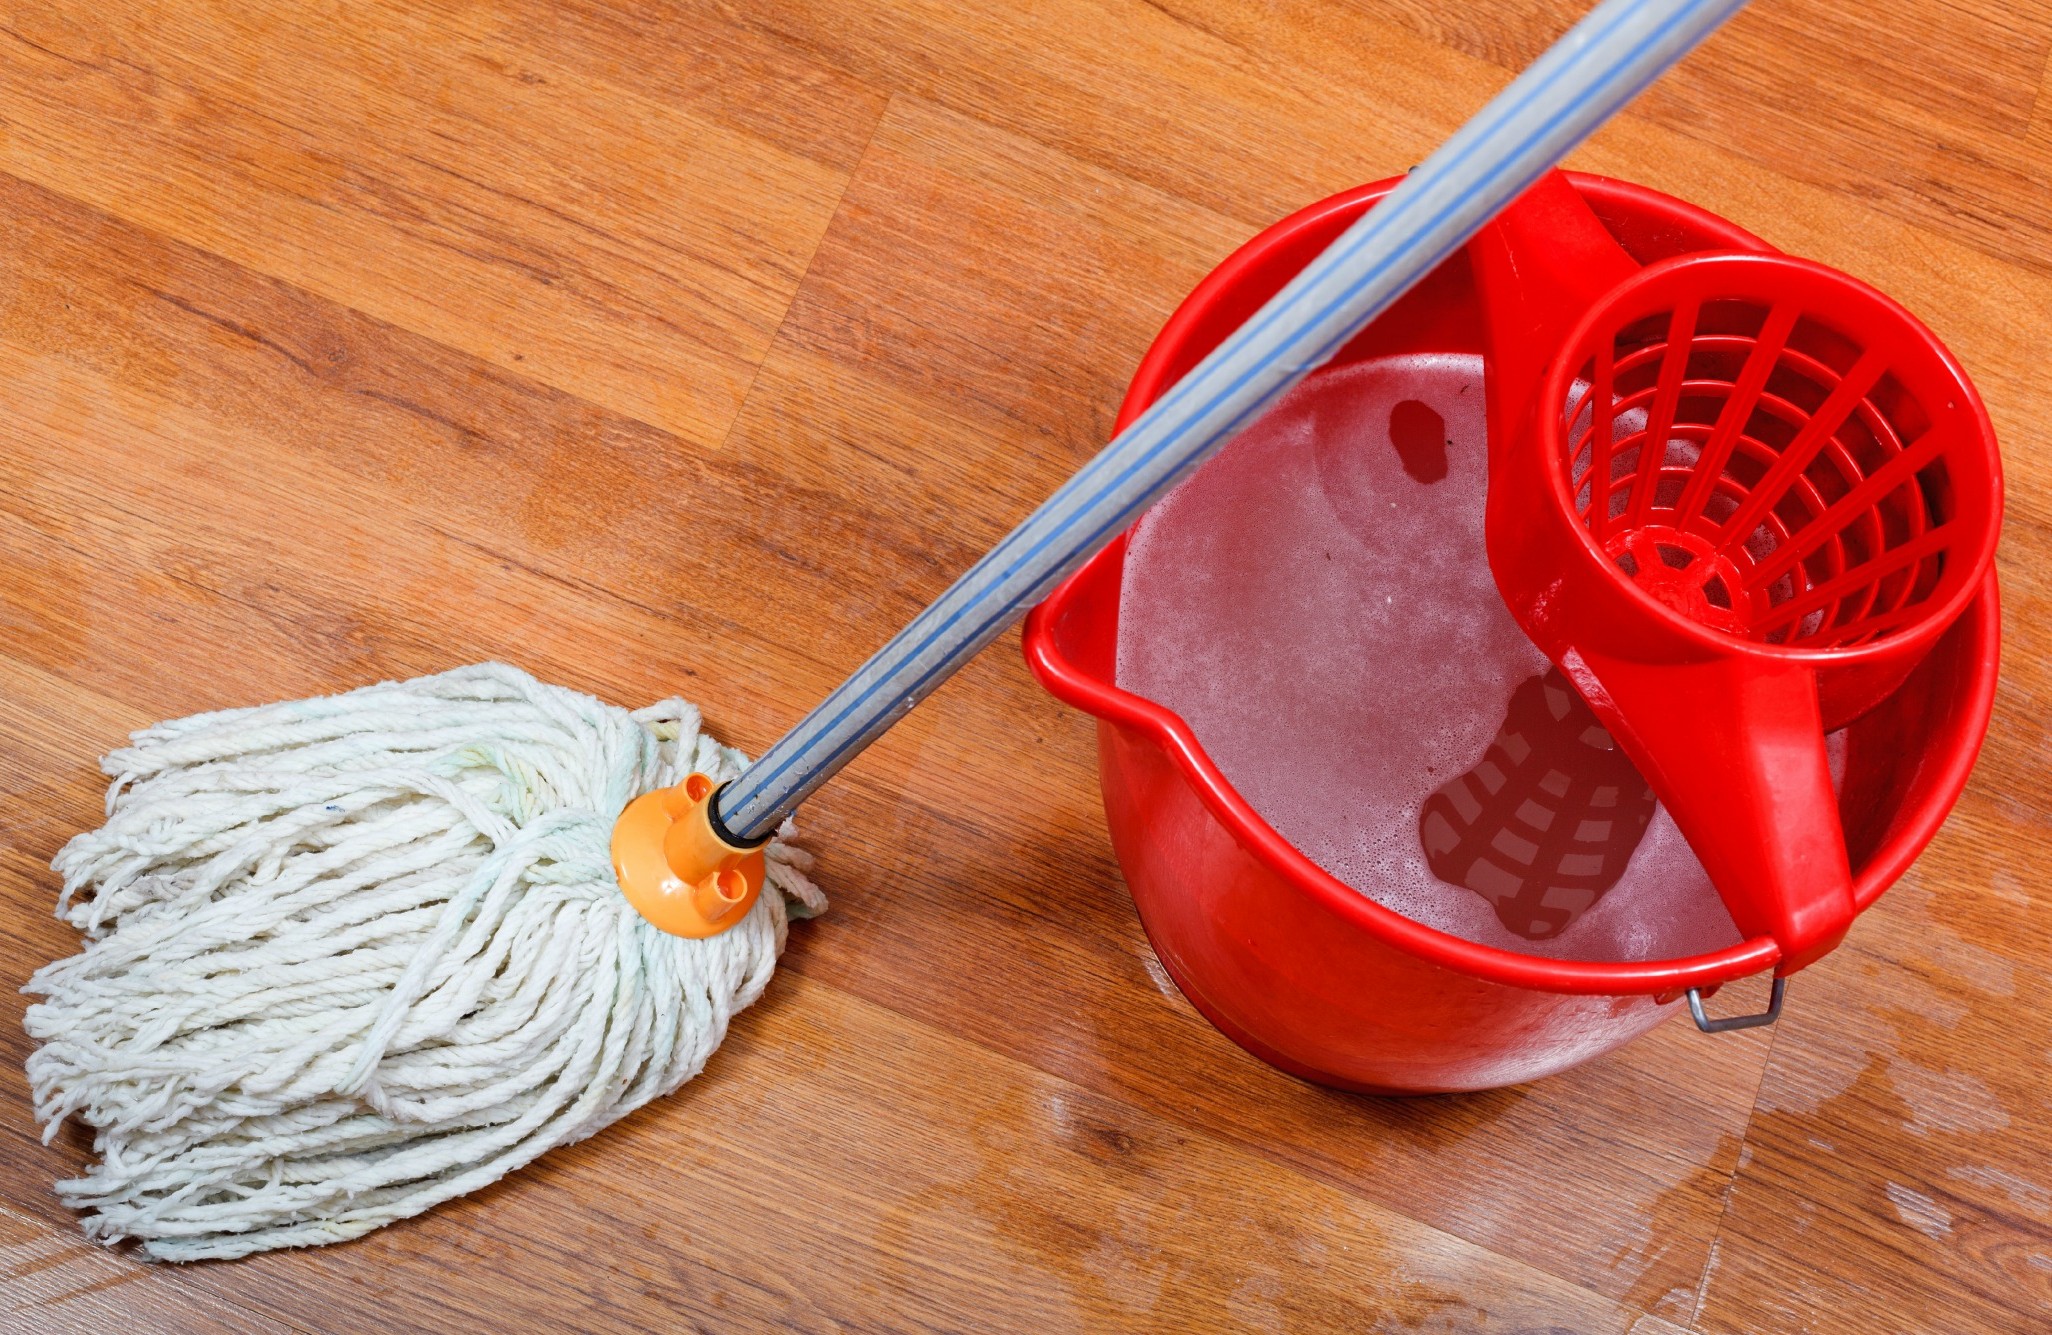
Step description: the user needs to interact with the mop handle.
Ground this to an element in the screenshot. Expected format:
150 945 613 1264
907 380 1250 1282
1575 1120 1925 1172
716 0 1749 842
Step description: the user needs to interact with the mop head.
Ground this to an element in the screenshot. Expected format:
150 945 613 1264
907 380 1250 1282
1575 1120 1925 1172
22 663 823 1262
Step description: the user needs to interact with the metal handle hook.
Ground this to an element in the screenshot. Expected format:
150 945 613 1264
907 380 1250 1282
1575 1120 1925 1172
1687 976 1786 1033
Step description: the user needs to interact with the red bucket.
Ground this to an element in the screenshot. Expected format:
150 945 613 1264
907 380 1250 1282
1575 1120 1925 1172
1022 173 2000 1094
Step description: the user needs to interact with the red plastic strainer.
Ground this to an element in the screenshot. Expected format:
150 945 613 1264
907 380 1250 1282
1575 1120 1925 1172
1474 171 2002 973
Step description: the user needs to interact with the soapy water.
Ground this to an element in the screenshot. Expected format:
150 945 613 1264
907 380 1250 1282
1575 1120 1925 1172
1116 354 1844 963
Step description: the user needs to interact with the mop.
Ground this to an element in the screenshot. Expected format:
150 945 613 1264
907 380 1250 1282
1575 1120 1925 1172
23 0 1749 1261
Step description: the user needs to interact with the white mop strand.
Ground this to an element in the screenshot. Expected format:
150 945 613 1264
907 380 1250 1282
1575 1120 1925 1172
22 662 824 1262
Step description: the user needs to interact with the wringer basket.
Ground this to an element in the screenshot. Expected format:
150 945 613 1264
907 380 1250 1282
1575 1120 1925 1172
1476 173 2002 974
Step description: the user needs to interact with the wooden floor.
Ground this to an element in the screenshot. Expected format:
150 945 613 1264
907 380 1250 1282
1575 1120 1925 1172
0 0 2047 1330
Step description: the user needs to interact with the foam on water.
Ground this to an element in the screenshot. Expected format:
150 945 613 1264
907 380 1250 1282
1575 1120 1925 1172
1114 353 1809 963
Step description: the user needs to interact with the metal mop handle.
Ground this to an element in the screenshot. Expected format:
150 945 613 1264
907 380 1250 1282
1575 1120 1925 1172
716 0 1750 842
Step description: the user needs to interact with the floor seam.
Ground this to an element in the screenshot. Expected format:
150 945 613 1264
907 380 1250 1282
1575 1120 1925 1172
703 92 893 458
1684 1018 1786 1332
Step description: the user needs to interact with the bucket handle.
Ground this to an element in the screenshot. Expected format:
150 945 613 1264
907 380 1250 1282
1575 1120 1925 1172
1686 976 1787 1033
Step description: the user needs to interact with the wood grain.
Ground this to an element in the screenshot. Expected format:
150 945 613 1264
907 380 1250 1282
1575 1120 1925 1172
0 0 878 444
0 0 2047 1331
